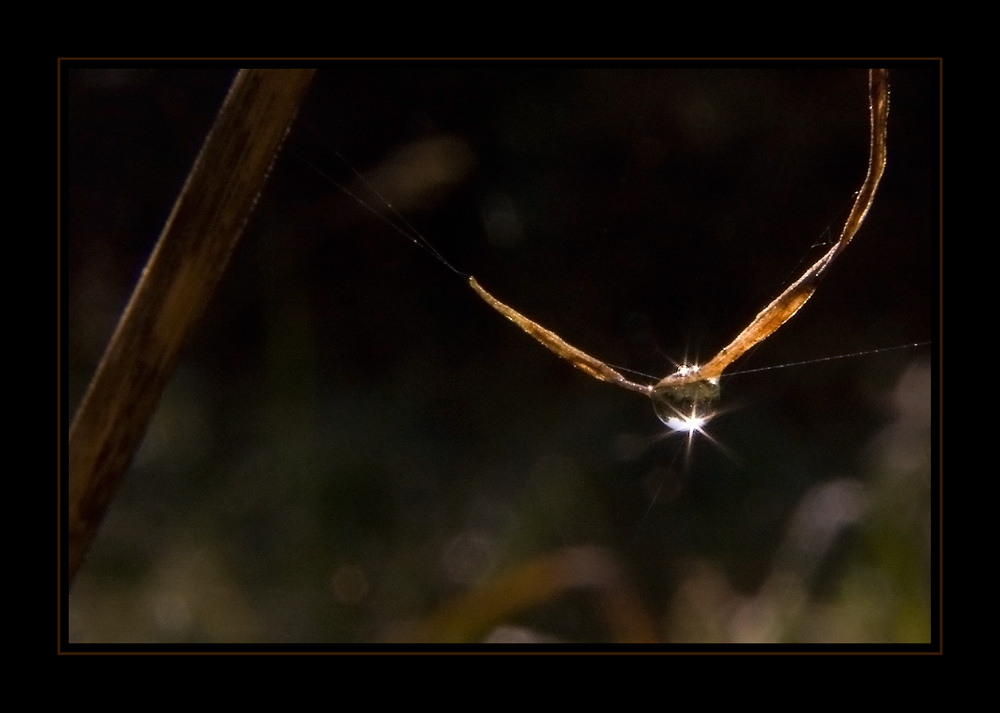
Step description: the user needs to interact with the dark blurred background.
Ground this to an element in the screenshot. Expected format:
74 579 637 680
65 64 936 644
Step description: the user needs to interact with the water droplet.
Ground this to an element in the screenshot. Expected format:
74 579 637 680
651 377 720 430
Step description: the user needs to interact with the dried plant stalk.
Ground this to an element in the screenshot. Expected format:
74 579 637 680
67 69 317 585
469 69 889 427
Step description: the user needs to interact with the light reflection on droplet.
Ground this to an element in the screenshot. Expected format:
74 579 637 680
651 369 720 432
665 415 708 433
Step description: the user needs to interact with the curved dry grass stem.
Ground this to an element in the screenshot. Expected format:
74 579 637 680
470 69 889 407
677 68 889 386
469 278 652 394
